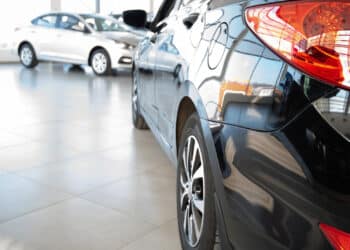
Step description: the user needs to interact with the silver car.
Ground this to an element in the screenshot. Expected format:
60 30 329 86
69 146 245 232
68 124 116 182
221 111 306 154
13 12 136 75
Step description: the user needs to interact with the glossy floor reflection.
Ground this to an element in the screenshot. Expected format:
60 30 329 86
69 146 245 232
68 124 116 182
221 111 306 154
0 63 180 250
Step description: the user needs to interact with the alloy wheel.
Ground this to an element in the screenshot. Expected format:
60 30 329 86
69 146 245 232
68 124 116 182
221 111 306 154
179 135 205 247
92 53 107 74
132 70 138 114
21 47 33 66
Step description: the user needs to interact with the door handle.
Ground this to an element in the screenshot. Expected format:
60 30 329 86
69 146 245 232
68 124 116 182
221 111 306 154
183 13 199 29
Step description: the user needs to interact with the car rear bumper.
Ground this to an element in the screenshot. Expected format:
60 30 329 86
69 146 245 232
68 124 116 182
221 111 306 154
210 102 350 249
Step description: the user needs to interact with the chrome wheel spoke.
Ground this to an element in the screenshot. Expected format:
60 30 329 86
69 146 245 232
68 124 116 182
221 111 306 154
192 164 204 181
186 138 192 176
182 149 190 181
179 135 205 247
193 198 204 214
180 188 188 209
180 174 187 190
190 143 200 175
191 202 201 240
183 205 190 234
188 215 194 244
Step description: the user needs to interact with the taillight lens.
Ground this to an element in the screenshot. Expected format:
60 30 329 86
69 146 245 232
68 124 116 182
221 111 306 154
245 1 350 90
320 223 350 250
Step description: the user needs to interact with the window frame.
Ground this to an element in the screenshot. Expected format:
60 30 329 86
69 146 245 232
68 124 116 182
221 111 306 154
32 14 59 29
57 14 86 33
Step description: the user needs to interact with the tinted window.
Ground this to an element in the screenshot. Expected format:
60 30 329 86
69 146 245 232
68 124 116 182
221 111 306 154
33 15 58 28
59 15 85 32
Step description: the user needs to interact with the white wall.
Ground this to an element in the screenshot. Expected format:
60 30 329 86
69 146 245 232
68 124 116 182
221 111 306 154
0 1 50 61
101 0 163 14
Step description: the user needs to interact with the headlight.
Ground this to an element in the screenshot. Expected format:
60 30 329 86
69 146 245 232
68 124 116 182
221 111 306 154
115 42 134 50
114 42 127 49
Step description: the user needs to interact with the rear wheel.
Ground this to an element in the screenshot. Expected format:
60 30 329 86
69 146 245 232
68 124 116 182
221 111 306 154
132 67 148 129
19 43 38 68
91 49 111 76
177 113 216 250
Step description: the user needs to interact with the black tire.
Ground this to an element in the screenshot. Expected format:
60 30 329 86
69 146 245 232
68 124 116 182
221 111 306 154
132 66 148 130
90 49 112 76
19 43 38 68
177 113 216 250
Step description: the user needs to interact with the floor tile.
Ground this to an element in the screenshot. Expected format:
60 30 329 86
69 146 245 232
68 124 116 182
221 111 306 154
0 198 156 250
0 141 81 172
16 154 146 195
0 64 181 249
121 220 181 250
0 174 71 223
82 173 177 226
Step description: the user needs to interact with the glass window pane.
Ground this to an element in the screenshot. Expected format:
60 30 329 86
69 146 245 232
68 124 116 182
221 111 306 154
37 15 57 28
59 15 85 32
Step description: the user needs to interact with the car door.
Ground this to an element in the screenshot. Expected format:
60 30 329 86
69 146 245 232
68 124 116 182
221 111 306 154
31 14 59 59
154 20 181 148
136 34 158 127
54 14 90 64
137 0 184 131
154 0 207 148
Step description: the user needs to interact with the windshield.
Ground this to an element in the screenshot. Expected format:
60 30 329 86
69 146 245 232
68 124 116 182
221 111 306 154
80 15 127 32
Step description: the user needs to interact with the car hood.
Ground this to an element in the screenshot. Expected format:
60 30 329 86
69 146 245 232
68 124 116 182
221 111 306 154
102 32 143 46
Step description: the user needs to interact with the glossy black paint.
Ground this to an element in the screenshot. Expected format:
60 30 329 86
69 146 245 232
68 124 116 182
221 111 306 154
133 0 350 249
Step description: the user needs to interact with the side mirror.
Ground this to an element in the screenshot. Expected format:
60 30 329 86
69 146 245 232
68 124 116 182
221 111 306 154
123 10 147 28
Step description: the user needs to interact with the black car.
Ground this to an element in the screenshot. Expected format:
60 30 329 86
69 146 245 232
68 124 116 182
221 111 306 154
125 0 350 249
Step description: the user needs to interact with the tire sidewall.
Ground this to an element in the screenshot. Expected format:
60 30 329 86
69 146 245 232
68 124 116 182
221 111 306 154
132 67 139 124
131 66 148 129
177 114 216 250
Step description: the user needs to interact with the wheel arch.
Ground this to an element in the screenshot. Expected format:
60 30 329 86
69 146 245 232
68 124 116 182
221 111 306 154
18 41 34 55
175 97 197 155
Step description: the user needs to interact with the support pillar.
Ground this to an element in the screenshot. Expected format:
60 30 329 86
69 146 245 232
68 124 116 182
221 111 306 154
96 0 101 13
50 0 61 11
149 0 154 13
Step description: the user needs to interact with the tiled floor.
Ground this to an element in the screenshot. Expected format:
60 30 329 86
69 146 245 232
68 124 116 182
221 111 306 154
0 64 181 250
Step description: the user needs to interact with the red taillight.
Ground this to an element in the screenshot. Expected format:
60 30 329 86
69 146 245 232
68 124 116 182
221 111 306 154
245 1 350 90
320 223 350 250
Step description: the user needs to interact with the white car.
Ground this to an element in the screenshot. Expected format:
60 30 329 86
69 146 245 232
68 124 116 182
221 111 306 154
13 12 136 75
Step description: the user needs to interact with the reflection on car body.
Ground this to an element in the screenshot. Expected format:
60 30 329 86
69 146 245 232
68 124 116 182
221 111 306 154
130 0 350 249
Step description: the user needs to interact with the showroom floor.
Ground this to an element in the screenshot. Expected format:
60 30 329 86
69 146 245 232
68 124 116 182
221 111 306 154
0 63 181 250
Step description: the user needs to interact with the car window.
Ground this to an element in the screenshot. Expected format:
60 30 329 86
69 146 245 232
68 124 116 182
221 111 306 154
34 15 58 28
80 15 126 32
59 15 85 32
